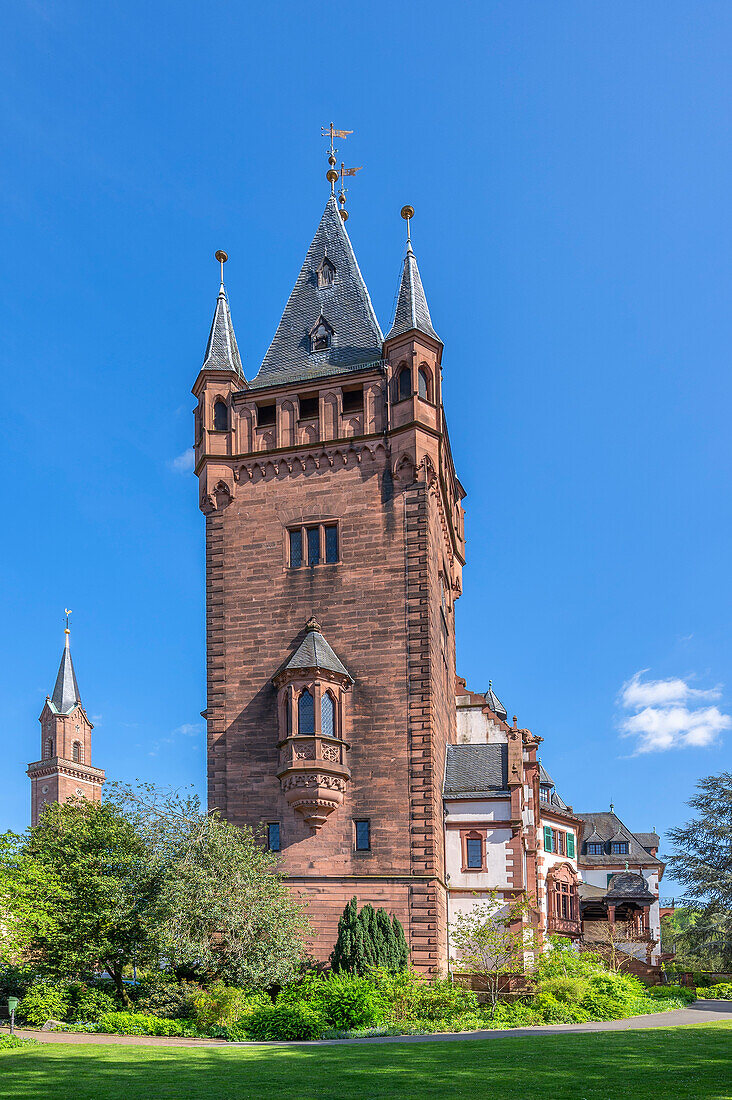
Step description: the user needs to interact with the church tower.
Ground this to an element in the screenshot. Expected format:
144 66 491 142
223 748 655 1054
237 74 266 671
27 625 105 825
193 183 465 971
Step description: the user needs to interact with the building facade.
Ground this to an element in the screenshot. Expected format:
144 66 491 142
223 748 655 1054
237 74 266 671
193 195 464 972
27 628 105 825
193 187 664 974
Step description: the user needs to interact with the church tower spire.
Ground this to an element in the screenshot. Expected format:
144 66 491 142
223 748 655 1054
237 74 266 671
27 620 105 826
385 206 440 344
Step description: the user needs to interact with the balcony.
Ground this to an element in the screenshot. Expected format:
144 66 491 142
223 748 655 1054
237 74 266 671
547 915 583 938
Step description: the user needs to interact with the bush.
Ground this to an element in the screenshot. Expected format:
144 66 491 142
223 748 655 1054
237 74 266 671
132 975 200 1020
645 984 696 1005
192 982 270 1030
365 968 478 1024
533 992 590 1024
95 1011 197 1037
17 982 70 1027
704 982 732 999
68 985 118 1023
536 975 588 1005
579 971 646 1020
0 1034 38 1050
246 1002 326 1041
330 898 409 975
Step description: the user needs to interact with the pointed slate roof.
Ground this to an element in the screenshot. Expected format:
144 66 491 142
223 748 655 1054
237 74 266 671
576 812 664 868
201 283 245 379
385 241 440 344
281 618 354 683
251 196 383 389
50 632 82 715
485 682 507 721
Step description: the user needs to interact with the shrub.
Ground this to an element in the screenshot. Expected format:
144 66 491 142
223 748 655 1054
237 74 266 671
192 983 270 1030
579 971 646 1020
132 975 200 1020
95 1011 197 1037
536 975 588 1006
533 992 590 1024
366 968 478 1024
330 898 409 975
704 982 732 999
68 986 118 1023
246 1002 326 1041
17 982 70 1027
0 1034 38 1050
645 984 696 1005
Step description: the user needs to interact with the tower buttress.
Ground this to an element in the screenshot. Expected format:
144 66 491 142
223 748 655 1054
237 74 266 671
27 627 105 825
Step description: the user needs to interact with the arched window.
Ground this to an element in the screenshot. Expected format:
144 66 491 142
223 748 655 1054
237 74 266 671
397 365 411 401
213 399 228 431
310 315 332 353
43 737 53 760
418 366 431 401
298 689 315 735
72 741 82 764
317 257 336 288
321 692 335 737
285 693 291 736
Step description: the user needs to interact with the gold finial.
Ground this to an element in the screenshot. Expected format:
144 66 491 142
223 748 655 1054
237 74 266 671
215 250 228 287
338 161 363 221
321 122 353 193
401 205 414 245
64 608 72 635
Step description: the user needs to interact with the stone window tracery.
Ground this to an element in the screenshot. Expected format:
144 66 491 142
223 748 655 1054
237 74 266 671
321 691 335 737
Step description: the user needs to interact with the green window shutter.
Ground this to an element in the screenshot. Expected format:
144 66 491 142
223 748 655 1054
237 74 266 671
607 873 614 887
567 832 575 859
543 825 553 852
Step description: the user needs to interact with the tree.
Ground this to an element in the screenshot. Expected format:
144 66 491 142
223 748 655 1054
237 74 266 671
330 897 409 974
582 919 658 972
667 772 732 971
450 890 538 1012
106 782 309 989
0 800 162 1002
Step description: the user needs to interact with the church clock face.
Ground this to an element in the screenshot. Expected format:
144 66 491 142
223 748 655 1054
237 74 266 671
41 785 49 794
75 788 84 796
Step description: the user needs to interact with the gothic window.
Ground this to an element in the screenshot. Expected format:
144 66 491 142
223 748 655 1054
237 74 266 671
397 365 411 401
72 741 82 764
321 692 335 738
44 737 53 760
267 822 281 852
587 842 604 855
310 315 332 353
213 399 229 431
317 257 336 288
298 690 315 735
355 820 371 851
285 693 291 736
418 365 431 401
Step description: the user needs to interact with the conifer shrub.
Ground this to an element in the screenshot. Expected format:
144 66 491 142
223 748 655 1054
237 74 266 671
330 898 409 975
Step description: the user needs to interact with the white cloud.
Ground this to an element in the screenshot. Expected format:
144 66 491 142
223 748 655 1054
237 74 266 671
169 448 194 474
618 671 730 754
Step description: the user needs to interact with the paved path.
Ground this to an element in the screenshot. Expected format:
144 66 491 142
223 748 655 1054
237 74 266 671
12 1000 732 1048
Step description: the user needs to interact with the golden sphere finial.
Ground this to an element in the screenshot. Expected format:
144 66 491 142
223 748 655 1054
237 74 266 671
215 250 228 264
326 169 338 183
401 205 415 221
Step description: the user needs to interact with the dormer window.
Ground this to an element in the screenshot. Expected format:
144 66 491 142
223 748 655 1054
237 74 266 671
610 841 629 855
587 842 604 855
310 315 333 354
317 257 336 289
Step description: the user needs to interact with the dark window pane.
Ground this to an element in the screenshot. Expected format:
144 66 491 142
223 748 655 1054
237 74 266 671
298 690 315 735
289 529 303 568
267 823 280 851
257 403 276 426
398 368 411 401
299 396 319 420
307 527 320 565
418 368 429 400
325 525 338 563
355 820 370 851
342 387 363 413
321 692 335 737
213 401 228 430
466 838 482 868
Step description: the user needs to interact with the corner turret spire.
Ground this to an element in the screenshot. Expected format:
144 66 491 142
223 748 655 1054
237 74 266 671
201 251 245 380
385 207 440 344
50 624 82 715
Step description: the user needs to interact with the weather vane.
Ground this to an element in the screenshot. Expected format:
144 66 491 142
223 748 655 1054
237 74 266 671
64 608 72 634
321 123 362 220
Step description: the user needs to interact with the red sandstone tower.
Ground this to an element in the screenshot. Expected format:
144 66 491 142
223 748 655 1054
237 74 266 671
27 625 105 825
193 192 465 971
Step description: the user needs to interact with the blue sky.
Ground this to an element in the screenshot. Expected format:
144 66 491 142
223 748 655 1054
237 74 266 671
2 2 731 894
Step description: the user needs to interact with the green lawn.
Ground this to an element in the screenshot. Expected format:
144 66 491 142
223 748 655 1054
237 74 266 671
1 1025 731 1100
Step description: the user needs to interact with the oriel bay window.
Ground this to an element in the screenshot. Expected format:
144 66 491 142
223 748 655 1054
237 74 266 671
288 523 339 567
